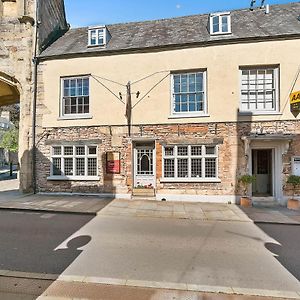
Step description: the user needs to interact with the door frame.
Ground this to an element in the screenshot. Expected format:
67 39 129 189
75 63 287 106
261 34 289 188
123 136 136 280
132 141 156 189
251 148 274 196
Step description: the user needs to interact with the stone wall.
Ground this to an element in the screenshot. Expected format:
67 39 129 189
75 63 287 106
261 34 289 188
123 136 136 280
35 120 300 199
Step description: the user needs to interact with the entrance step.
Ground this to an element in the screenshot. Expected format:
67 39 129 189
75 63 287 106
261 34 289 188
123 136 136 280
252 197 279 208
132 188 155 197
131 196 157 201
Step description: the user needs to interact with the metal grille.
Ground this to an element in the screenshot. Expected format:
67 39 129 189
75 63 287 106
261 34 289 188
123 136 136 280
191 158 202 177
64 158 74 176
173 72 205 113
241 68 276 111
76 158 85 176
178 159 188 177
137 149 153 175
52 158 62 176
164 159 175 178
205 158 216 178
88 158 97 176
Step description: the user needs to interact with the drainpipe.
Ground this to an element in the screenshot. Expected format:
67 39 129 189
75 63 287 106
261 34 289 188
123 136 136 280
32 0 40 194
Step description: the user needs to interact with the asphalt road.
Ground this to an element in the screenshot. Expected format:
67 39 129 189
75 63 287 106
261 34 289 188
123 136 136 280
0 210 94 275
256 223 300 281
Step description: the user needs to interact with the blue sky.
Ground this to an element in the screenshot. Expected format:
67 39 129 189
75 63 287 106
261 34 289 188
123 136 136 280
64 0 295 28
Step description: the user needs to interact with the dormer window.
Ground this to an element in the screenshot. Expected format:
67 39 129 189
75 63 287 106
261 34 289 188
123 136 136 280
88 26 111 47
209 12 231 35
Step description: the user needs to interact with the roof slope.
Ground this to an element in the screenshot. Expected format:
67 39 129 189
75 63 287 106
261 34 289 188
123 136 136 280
40 2 300 58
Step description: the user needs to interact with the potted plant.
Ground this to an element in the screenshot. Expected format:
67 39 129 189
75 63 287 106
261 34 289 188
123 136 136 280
238 174 256 207
286 175 300 210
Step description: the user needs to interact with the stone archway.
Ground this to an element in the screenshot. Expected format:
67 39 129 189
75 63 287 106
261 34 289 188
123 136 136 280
0 71 32 193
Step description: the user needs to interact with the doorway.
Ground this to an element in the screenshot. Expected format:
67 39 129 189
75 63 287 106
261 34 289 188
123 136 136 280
252 149 273 196
133 142 156 188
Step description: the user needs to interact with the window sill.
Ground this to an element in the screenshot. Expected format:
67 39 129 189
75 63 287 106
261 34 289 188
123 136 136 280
238 111 282 116
58 114 93 120
47 176 100 181
169 113 210 119
160 178 221 183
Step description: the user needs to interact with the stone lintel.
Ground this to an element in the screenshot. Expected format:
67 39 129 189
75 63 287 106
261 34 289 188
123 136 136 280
45 139 102 146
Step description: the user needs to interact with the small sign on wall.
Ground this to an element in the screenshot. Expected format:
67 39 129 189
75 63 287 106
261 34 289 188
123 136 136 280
292 157 300 176
106 152 121 174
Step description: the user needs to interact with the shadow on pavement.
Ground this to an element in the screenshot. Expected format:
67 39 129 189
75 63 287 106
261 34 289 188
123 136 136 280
257 223 300 281
0 210 94 298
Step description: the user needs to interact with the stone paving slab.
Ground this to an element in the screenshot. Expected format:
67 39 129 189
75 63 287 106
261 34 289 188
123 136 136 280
100 199 252 222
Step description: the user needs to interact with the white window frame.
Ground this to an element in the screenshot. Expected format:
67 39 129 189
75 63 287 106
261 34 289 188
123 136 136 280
239 66 279 114
209 12 231 35
60 75 91 119
48 145 99 181
161 145 220 183
170 71 207 118
88 26 109 47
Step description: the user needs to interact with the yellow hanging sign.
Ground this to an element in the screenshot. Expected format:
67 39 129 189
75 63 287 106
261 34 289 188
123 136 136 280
290 91 300 113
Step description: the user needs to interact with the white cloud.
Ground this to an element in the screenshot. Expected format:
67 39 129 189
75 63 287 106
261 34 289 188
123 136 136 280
176 4 181 9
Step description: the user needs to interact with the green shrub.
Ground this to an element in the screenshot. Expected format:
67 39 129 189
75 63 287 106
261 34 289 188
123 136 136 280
238 174 256 196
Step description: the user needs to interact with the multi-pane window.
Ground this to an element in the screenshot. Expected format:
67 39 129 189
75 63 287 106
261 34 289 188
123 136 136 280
172 72 206 115
210 13 231 35
163 145 218 180
240 67 279 112
88 26 111 47
51 145 98 178
62 77 89 116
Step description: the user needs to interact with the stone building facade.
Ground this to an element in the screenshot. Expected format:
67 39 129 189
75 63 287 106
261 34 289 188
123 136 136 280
0 0 68 192
36 2 300 204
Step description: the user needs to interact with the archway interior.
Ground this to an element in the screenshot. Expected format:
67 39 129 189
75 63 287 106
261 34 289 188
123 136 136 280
0 73 20 106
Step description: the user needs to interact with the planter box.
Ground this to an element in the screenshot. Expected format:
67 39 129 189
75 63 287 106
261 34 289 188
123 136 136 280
287 198 300 210
132 188 155 197
240 197 252 207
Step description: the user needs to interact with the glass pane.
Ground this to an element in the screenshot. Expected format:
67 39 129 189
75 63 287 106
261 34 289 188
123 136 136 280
188 74 196 92
191 158 202 178
174 75 180 93
76 158 85 176
88 158 97 176
164 147 174 156
83 78 89 95
164 159 174 178
53 147 61 156
64 146 73 156
76 146 85 156
196 73 203 92
205 158 216 178
206 146 216 155
141 154 150 172
177 146 188 156
191 146 202 156
178 159 188 177
90 30 97 45
88 146 97 155
52 158 62 176
222 16 228 32
181 75 188 93
64 158 74 175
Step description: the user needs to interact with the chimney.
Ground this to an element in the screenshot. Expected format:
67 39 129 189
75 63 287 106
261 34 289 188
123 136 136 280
265 4 270 14
1 111 10 121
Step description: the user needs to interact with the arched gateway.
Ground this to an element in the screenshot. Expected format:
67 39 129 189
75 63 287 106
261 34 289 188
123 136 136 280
0 0 68 192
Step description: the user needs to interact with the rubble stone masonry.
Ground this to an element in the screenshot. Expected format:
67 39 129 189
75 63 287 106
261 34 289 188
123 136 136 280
36 120 300 200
